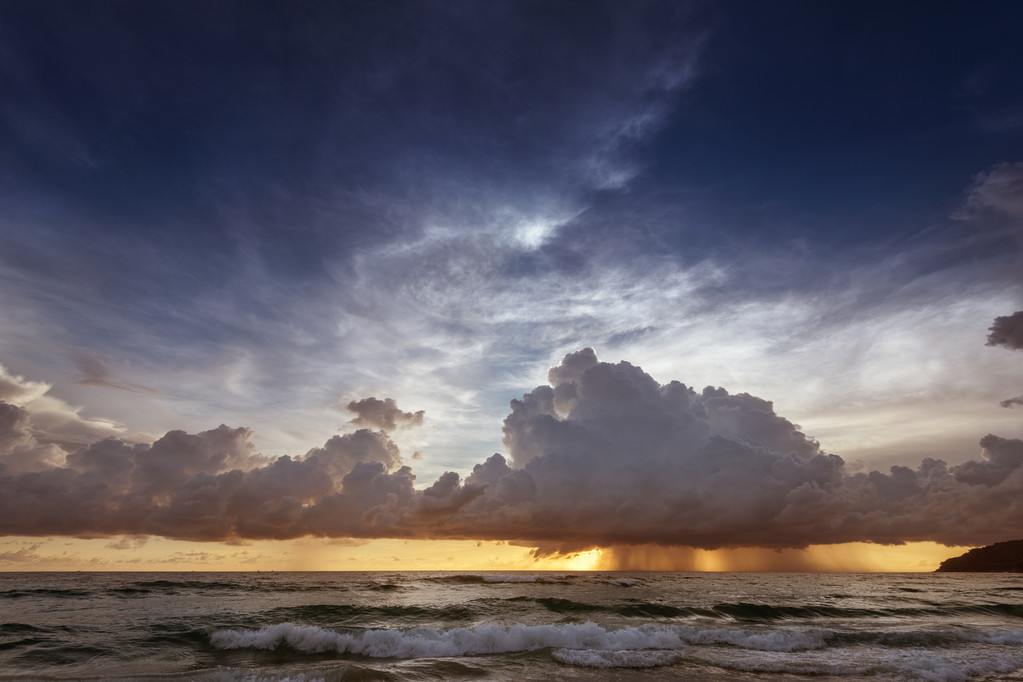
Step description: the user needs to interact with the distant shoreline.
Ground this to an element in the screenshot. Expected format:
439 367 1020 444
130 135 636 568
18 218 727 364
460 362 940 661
935 539 1023 572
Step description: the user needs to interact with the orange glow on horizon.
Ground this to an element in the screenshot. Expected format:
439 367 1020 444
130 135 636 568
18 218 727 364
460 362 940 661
0 536 970 572
595 542 973 572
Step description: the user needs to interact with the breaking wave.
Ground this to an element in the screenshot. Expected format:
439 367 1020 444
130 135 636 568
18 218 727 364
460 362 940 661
209 621 1023 660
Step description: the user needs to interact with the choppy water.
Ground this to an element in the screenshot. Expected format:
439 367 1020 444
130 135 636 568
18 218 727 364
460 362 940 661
1 572 1022 681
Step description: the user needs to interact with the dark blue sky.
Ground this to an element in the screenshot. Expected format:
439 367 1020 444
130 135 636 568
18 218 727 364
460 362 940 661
1 1 1021 476
6 2 1020 242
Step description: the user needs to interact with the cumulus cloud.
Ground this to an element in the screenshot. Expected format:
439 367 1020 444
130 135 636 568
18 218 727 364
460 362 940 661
0 398 68 472
988 311 1023 351
345 397 424 432
2 351 1023 550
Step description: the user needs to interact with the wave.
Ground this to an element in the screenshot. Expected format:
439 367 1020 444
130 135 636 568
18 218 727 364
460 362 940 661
700 640 1023 682
211 621 695 658
0 622 72 653
262 603 478 625
711 602 885 621
498 597 1022 622
483 574 542 583
126 579 344 595
551 648 682 668
108 586 153 596
366 583 403 591
956 603 1023 619
11 642 110 666
830 629 1023 648
0 588 92 599
141 623 217 650
601 577 639 586
250 597 1023 629
711 601 1023 621
528 597 708 619
211 620 1023 662
0 623 51 635
425 573 572 585
133 579 245 591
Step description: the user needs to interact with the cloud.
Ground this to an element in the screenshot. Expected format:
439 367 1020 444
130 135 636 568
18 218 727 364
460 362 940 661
149 551 220 564
1 8 1013 496
74 350 160 395
988 311 1023 351
105 535 149 550
0 395 68 472
0 365 50 405
2 350 1023 551
987 312 1023 408
0 542 43 563
345 397 424 432
958 162 1023 220
0 541 106 567
0 364 128 456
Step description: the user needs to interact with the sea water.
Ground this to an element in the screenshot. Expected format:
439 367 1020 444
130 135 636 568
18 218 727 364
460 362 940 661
1 571 1022 680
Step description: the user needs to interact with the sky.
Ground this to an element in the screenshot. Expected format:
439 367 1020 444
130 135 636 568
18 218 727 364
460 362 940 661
1 1 1022 571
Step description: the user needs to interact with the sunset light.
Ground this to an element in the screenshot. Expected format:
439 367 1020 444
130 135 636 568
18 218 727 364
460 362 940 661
1 1 1022 680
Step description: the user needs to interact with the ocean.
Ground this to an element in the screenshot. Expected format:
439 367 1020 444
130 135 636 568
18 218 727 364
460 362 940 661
1 571 1022 681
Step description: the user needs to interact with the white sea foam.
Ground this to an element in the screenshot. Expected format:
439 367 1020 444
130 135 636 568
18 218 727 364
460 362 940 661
211 622 686 658
190 673 330 682
961 629 1023 645
551 648 682 668
210 621 834 659
211 619 1023 670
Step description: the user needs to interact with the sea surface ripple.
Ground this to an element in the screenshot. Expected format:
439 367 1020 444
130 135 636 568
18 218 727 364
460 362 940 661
1 571 1022 680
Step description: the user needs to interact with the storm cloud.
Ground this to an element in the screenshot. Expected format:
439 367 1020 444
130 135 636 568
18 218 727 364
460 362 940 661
2 350 1022 551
